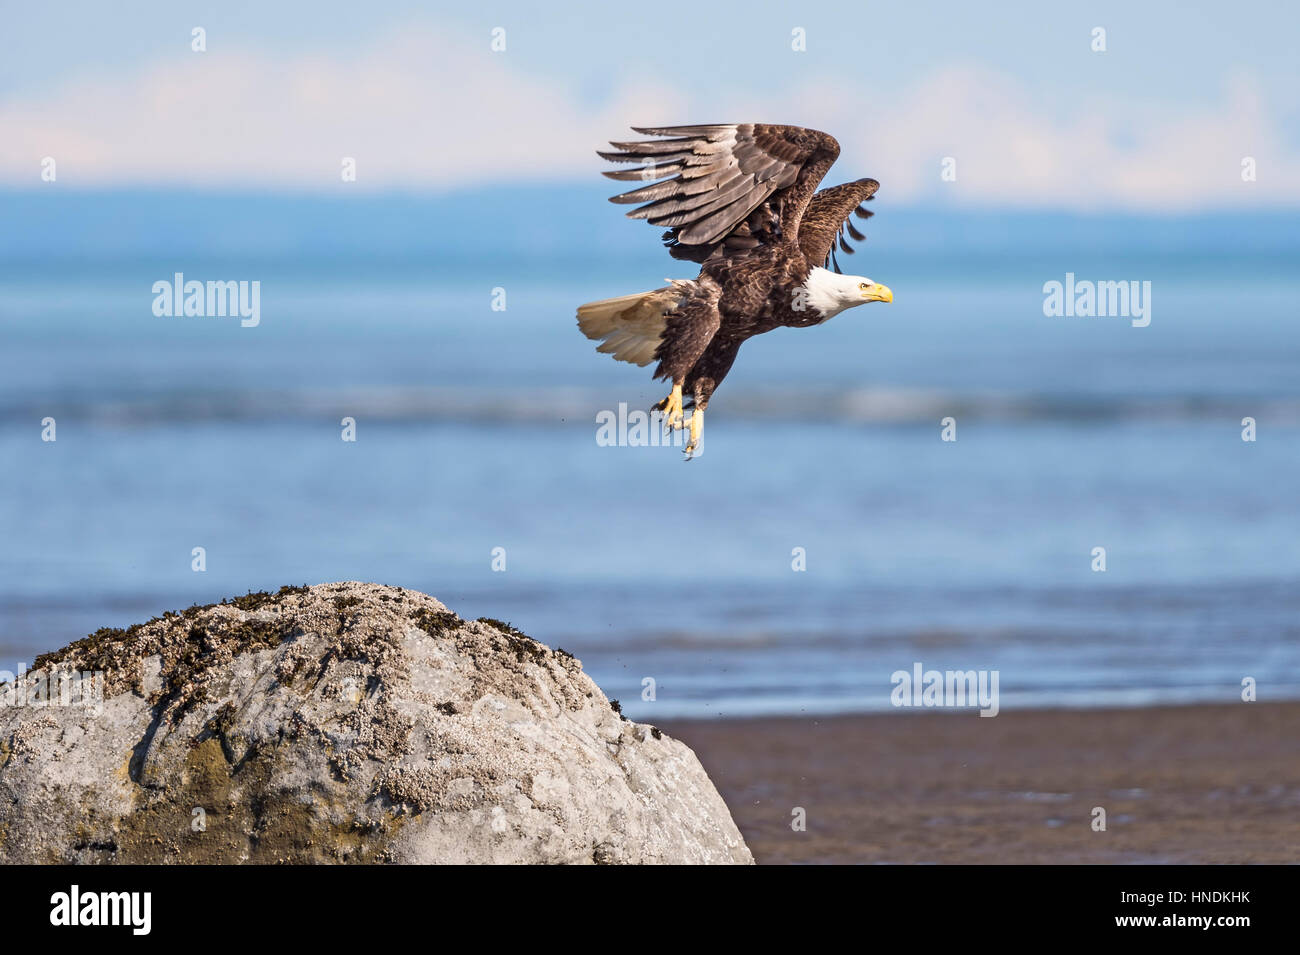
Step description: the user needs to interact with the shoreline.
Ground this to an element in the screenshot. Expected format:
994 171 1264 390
662 701 1300 864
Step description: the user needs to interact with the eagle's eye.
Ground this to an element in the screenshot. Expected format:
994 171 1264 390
858 282 869 290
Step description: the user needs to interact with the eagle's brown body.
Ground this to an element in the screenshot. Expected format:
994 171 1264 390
578 124 891 456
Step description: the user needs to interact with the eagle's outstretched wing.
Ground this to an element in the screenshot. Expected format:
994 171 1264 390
599 124 841 262
797 179 880 273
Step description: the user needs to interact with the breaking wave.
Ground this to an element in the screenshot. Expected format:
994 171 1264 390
4 385 1297 427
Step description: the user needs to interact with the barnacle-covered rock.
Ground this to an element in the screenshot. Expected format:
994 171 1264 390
0 582 751 864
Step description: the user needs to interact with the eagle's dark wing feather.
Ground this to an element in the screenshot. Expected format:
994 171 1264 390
797 179 880 272
600 124 841 263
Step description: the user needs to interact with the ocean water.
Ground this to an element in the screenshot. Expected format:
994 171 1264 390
3 226 1299 719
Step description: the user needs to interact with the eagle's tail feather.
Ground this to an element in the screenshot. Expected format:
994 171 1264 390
576 284 685 367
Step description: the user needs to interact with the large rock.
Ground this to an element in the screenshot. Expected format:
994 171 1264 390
0 582 751 864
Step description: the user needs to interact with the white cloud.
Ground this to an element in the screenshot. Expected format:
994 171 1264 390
2 25 1295 210
837 67 1299 210
1 25 684 191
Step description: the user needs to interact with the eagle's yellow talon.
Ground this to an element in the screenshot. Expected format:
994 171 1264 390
654 383 684 429
682 407 704 459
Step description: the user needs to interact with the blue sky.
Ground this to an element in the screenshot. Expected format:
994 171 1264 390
2 1 1298 208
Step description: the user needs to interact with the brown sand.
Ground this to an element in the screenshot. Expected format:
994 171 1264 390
663 702 1300 864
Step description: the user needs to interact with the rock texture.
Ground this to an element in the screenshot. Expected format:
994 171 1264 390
0 583 752 864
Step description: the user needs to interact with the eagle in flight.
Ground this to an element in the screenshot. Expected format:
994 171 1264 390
577 123 892 458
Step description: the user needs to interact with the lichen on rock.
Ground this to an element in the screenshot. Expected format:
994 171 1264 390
0 582 752 864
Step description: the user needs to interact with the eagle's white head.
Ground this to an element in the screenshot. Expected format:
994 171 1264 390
802 266 893 322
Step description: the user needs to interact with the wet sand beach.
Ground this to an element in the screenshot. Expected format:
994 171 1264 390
664 702 1300 864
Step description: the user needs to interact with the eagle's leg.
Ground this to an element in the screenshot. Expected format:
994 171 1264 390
653 381 684 430
683 405 705 459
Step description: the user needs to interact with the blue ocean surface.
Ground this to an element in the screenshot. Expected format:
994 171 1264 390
2 195 1298 719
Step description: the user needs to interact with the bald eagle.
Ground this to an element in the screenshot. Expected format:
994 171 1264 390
577 123 892 457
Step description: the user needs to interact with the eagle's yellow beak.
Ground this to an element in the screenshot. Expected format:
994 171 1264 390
863 283 893 303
